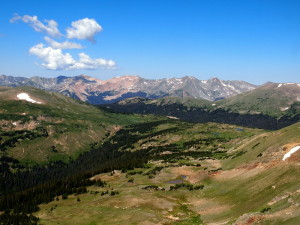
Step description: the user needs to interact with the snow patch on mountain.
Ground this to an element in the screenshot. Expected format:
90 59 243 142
17 93 41 104
280 107 289 111
283 146 300 161
220 80 227 87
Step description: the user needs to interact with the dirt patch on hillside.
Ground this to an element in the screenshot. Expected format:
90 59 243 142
204 159 222 169
264 204 300 222
184 198 232 225
234 213 265 225
152 166 207 184
213 161 277 181
91 170 122 182
102 195 176 211
140 221 163 225
0 120 39 131
186 198 231 215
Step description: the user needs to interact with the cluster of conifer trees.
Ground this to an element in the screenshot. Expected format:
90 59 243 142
0 128 48 151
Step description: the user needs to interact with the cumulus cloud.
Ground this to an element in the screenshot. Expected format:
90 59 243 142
70 53 116 69
29 43 115 70
10 14 61 37
11 14 115 70
44 36 83 49
29 44 75 70
66 18 102 41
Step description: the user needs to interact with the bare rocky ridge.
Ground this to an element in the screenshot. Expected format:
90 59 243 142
0 74 257 104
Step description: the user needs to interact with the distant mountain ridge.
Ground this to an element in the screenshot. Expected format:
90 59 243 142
105 82 300 130
0 74 257 104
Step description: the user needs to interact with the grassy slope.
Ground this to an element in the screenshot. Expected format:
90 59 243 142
146 96 212 109
223 121 300 170
215 122 300 224
35 121 300 224
216 83 300 117
0 86 154 164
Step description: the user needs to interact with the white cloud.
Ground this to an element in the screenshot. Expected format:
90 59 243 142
29 44 75 70
66 18 102 41
11 14 115 70
70 53 116 69
44 36 83 49
10 14 61 37
29 43 116 70
9 14 21 22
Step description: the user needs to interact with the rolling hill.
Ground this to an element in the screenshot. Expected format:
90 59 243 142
0 86 154 165
216 82 300 117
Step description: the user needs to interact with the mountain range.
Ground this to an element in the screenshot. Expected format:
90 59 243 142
1 74 300 130
106 82 300 130
0 74 257 104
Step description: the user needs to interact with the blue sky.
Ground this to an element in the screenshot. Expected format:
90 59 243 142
0 0 299 84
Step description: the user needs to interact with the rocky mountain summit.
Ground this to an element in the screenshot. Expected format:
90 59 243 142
0 74 257 104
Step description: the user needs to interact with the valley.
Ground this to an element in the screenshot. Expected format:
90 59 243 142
35 121 300 225
1 85 300 225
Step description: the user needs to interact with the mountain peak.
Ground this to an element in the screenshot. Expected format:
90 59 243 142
77 74 102 83
209 77 221 82
78 74 91 79
113 75 140 79
182 76 197 80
